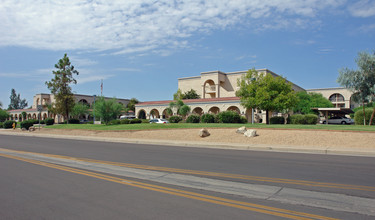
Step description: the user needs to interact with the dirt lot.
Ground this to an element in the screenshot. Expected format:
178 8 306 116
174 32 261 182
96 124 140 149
16 127 375 149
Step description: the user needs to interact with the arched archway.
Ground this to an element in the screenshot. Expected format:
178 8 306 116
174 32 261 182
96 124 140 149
162 108 172 119
138 110 146 119
78 99 89 106
208 106 220 114
192 107 204 115
329 93 345 107
227 106 241 114
27 114 32 120
150 109 160 119
32 113 37 119
204 79 216 98
43 113 48 120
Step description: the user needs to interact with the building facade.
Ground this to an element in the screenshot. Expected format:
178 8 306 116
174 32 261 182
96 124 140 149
135 69 358 122
7 94 129 123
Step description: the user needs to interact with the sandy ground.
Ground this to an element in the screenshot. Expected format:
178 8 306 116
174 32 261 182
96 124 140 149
10 127 375 149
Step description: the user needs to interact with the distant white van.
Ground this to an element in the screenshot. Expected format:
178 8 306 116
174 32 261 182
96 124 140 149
120 115 136 120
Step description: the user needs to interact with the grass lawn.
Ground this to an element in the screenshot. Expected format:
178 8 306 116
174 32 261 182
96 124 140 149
45 123 375 132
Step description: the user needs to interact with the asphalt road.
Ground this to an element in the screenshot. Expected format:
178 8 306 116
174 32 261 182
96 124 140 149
0 134 374 219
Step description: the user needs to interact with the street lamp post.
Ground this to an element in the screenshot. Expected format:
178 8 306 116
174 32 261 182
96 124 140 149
93 95 96 123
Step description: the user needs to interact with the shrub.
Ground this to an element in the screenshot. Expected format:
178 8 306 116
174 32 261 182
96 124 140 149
120 119 130 124
109 119 121 125
129 118 142 124
201 113 216 123
270 116 284 124
354 108 375 125
68 118 80 124
0 122 3 128
45 118 55 125
216 111 241 123
186 114 200 123
169 116 183 123
20 120 34 130
3 120 16 129
305 114 318 125
240 116 248 124
141 119 150 123
290 114 306 124
289 114 318 124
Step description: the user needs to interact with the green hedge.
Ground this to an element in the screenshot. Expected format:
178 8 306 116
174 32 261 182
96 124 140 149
120 119 130 124
3 120 16 129
20 120 34 130
130 118 142 124
290 114 318 125
200 113 215 123
169 116 183 123
45 118 55 125
270 116 284 124
354 108 375 125
0 122 3 128
217 111 241 123
109 119 121 125
141 119 149 123
68 118 80 124
186 114 200 123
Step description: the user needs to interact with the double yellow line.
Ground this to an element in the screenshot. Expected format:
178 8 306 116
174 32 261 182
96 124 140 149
0 152 337 220
1 148 373 192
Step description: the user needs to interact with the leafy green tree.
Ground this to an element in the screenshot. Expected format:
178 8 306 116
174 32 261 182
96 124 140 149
126 98 139 112
169 99 184 115
236 68 298 124
173 89 184 100
0 101 2 109
337 51 375 125
293 91 333 114
45 53 79 123
182 89 200 99
71 103 89 119
179 105 191 119
8 88 28 110
0 109 9 122
94 97 124 125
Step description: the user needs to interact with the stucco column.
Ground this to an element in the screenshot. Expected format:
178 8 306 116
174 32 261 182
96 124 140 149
202 85 206 99
215 83 220 98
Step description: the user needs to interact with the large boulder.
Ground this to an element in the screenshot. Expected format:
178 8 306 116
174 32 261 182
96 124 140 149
199 128 210 138
236 126 247 134
244 129 257 137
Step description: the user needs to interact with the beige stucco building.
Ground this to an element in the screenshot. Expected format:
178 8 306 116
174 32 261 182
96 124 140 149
135 69 357 123
136 69 305 122
7 94 129 123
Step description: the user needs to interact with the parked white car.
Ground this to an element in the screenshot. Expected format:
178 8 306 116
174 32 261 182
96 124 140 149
320 116 353 124
120 115 136 120
149 119 169 124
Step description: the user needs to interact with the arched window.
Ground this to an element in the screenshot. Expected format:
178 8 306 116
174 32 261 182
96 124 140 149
329 93 344 102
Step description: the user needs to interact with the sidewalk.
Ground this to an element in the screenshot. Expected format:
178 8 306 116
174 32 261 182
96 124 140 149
1 129 375 157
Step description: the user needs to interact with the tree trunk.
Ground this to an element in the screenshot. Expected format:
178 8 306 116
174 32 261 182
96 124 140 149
362 102 366 125
369 107 375 126
266 110 269 124
283 113 288 124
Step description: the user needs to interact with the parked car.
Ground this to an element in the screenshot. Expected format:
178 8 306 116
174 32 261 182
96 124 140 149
120 115 136 120
320 116 353 124
149 119 169 124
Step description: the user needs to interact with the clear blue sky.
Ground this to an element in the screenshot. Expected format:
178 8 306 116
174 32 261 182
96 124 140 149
0 0 374 108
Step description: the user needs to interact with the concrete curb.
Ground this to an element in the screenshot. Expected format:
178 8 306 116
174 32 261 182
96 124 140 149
1 130 375 157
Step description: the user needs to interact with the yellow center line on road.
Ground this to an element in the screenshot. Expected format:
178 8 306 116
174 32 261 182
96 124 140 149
0 152 338 220
0 147 374 192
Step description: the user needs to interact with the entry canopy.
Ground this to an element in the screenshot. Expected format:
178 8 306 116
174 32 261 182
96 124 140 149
311 108 354 115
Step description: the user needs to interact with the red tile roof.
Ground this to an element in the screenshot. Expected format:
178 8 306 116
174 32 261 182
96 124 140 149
136 97 240 105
